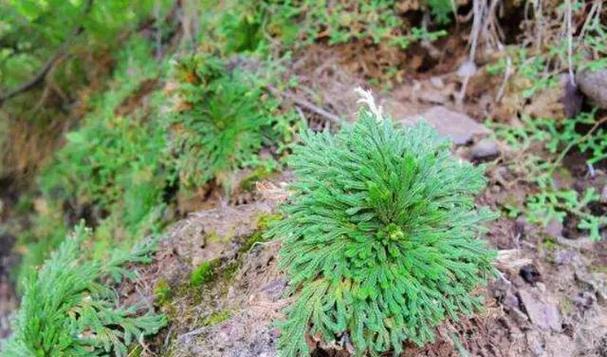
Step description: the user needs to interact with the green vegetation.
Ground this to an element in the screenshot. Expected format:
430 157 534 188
203 310 231 326
154 279 173 306
486 1 606 99
190 260 219 287
3 224 166 356
267 96 496 356
0 0 174 178
17 37 169 281
168 55 298 193
198 0 450 55
492 111 607 241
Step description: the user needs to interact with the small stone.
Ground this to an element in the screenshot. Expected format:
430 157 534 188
508 305 530 325
573 291 596 310
470 138 499 161
400 106 490 145
562 75 583 118
545 219 563 238
430 76 445 88
518 289 561 331
576 68 607 109
575 270 607 304
520 264 542 285
457 60 477 78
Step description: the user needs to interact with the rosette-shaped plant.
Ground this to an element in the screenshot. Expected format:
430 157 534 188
268 92 496 356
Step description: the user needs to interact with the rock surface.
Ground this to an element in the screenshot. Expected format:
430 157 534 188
470 138 499 161
518 289 561 332
576 69 607 109
400 106 490 145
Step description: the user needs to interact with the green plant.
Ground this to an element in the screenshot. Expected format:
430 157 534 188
168 55 297 193
19 38 170 274
268 92 496 356
265 0 448 48
3 224 166 356
491 111 607 240
197 0 449 57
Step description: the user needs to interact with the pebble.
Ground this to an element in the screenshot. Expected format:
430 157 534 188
518 289 561 331
470 138 499 161
545 219 564 239
400 106 490 145
576 68 607 109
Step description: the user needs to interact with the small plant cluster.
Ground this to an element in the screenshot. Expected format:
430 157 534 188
3 224 166 356
198 0 451 57
268 94 496 356
492 111 607 240
167 54 298 193
259 0 450 49
0 0 174 178
17 38 169 283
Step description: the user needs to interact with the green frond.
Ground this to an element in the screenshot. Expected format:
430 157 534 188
3 223 166 356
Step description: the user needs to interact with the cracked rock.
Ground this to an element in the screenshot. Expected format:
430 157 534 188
518 289 561 331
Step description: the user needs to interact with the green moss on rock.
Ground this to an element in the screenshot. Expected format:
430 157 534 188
204 309 231 326
190 259 219 287
154 278 172 305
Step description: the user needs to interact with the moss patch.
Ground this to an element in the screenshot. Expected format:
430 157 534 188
239 166 274 192
221 261 241 281
154 278 172 305
256 213 282 230
190 259 220 287
239 213 282 253
203 309 231 326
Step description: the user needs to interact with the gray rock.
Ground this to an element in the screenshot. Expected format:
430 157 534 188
562 75 583 118
470 138 499 160
575 270 607 304
518 289 561 331
418 88 449 104
576 69 607 109
400 106 490 145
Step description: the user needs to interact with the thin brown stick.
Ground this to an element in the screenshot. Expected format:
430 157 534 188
266 85 343 125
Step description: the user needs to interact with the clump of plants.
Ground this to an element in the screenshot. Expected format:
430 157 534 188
17 38 169 281
491 111 607 240
268 91 496 356
3 224 166 356
208 0 451 54
168 54 297 193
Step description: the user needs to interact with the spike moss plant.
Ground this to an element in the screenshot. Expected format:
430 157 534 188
3 224 166 356
267 97 497 356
